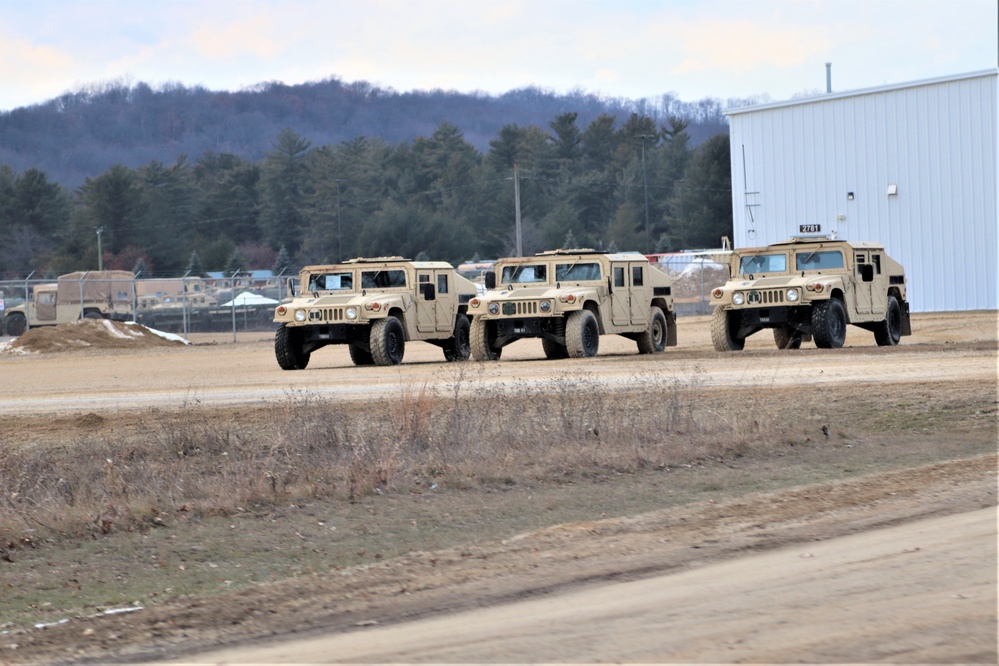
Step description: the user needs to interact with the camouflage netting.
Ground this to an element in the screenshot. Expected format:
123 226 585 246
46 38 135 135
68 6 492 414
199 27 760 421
3 319 186 354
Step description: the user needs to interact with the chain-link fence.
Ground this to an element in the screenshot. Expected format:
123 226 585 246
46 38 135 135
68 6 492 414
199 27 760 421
0 273 292 339
649 252 732 315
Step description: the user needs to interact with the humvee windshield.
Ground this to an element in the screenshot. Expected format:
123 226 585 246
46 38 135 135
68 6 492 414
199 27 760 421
739 253 787 275
501 264 548 284
555 262 601 281
795 250 844 271
309 271 354 292
361 270 407 289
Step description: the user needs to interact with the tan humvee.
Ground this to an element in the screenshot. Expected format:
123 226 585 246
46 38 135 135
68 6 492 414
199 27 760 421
2 271 135 337
272 257 477 369
709 236 911 350
466 249 677 360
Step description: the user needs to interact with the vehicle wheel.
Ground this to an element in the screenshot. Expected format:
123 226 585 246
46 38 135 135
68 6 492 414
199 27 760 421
710 307 745 351
541 337 569 359
84 311 103 319
470 317 502 361
4 313 26 337
348 343 374 366
773 325 803 349
812 299 847 348
275 324 310 370
637 306 668 354
565 310 599 358
443 314 471 362
873 295 902 346
370 316 405 365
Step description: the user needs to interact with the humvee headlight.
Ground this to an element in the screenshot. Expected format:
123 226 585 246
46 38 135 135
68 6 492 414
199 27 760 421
294 309 307 322
539 300 552 313
732 292 745 305
811 283 824 293
365 302 381 311
786 289 799 302
488 303 499 315
560 294 576 304
345 306 358 320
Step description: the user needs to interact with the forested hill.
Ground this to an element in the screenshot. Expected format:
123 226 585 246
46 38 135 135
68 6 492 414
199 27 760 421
0 76 733 187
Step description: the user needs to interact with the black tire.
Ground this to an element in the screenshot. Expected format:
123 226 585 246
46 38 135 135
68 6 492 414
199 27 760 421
370 316 405 365
470 317 502 361
84 311 103 320
275 324 310 370
812 299 847 348
710 307 745 351
348 343 374 366
637 306 668 354
873 295 902 347
773 325 803 350
4 313 26 337
443 314 471 362
565 309 599 358
541 337 569 359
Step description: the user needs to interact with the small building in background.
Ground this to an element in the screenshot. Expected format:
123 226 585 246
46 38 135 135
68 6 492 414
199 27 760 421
726 69 997 312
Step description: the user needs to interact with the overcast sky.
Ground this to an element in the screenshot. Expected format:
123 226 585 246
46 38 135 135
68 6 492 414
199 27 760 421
2 0 996 112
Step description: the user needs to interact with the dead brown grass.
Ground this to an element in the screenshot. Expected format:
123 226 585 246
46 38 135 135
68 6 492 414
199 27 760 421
0 368 777 546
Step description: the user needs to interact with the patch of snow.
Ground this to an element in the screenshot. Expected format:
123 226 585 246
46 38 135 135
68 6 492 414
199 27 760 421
99 319 133 339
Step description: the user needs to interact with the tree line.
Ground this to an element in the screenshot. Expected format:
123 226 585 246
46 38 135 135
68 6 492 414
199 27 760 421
0 112 732 279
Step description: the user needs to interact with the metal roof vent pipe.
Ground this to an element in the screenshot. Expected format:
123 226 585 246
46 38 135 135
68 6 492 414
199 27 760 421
826 62 832 93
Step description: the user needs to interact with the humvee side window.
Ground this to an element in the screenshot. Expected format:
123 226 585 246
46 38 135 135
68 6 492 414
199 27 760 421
362 270 407 288
501 264 547 284
632 265 644 286
437 274 448 293
872 254 882 274
309 272 353 291
614 266 625 288
555 262 601 281
795 250 844 271
739 253 787 274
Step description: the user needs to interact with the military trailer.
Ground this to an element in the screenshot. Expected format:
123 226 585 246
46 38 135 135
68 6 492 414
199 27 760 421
709 236 911 350
466 249 677 360
3 271 135 337
272 257 477 369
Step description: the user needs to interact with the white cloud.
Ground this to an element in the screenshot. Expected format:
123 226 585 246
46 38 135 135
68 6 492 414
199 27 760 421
0 0 994 111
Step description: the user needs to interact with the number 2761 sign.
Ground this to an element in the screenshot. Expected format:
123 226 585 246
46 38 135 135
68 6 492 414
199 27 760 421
799 224 821 233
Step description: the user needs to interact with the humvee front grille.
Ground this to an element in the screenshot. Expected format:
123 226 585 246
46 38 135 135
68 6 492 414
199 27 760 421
745 289 786 305
309 308 345 322
501 301 539 316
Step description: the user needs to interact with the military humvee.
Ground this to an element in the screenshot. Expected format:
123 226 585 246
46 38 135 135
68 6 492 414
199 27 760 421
466 249 677 360
709 236 911 350
272 257 476 369
3 271 135 337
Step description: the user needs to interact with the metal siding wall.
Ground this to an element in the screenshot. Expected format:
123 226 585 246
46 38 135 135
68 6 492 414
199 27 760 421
729 72 997 312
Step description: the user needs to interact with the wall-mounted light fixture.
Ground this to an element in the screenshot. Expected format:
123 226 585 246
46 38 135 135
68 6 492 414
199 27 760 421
887 184 898 196
847 191 854 201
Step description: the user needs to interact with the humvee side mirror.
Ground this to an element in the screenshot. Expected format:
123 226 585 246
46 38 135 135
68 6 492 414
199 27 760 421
421 283 436 301
484 271 496 290
860 264 875 283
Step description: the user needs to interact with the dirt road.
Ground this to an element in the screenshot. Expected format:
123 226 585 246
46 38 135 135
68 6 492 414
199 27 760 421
181 505 997 664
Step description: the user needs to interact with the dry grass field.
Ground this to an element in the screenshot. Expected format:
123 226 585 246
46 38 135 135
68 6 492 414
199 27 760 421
0 310 995 664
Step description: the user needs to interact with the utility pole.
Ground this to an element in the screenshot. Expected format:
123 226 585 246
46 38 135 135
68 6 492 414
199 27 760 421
96 227 104 270
334 179 347 262
677 179 686 250
513 164 523 257
637 135 653 251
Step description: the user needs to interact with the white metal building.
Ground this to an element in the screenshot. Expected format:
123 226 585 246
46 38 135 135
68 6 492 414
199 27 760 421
726 69 998 312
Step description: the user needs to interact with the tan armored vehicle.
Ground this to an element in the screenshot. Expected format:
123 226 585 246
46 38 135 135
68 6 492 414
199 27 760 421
3 270 135 337
709 236 911 350
467 249 677 360
272 257 476 369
